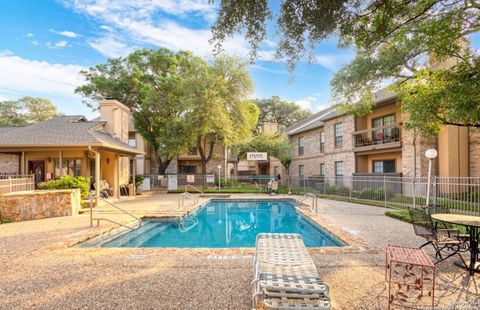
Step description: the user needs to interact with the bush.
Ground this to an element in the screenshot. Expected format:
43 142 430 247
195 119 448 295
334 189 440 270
354 188 391 201
134 175 145 190
325 185 350 196
40 175 90 198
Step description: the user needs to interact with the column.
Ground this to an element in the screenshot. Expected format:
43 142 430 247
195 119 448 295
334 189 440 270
132 156 136 196
113 154 119 198
95 151 100 206
59 150 63 177
20 151 25 175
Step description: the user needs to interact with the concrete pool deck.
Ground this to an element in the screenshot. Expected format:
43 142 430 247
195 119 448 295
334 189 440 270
0 193 478 309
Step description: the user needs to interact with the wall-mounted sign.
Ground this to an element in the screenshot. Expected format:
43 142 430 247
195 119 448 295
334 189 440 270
247 152 268 161
187 174 195 183
168 175 177 190
206 175 215 183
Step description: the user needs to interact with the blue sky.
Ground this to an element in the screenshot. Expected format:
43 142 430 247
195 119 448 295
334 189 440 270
1 1 476 119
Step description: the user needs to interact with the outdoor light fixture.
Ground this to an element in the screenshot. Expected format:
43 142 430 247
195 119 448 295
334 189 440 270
106 158 110 165
425 148 438 206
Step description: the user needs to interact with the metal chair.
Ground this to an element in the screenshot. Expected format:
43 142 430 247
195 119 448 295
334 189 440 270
425 205 470 242
408 207 468 267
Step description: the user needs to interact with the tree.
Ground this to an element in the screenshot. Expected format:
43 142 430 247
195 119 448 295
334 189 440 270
235 132 293 174
18 97 60 122
0 97 60 126
75 48 199 174
0 100 26 126
183 55 259 179
211 1 480 135
253 96 311 127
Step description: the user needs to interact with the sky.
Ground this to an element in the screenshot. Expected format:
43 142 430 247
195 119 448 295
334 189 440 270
0 1 477 120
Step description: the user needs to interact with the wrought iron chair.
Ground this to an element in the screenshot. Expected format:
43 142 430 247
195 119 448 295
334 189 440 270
408 207 468 267
425 205 470 241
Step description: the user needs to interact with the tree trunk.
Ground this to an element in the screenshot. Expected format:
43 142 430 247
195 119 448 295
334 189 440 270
158 158 171 175
150 145 159 175
197 135 216 189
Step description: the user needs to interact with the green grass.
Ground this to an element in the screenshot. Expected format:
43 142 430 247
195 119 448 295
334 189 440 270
385 210 411 223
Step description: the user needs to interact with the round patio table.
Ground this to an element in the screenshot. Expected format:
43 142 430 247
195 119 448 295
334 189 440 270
431 214 480 275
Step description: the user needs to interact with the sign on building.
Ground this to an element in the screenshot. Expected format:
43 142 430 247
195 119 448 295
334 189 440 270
187 174 195 183
206 174 215 183
168 175 177 190
247 152 268 161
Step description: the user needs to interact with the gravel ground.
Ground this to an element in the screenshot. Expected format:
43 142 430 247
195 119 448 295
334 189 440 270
0 193 478 309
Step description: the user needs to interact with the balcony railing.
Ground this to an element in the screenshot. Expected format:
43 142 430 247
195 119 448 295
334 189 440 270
353 123 401 149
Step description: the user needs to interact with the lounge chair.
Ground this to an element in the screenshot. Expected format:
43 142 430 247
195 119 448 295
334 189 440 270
252 233 331 310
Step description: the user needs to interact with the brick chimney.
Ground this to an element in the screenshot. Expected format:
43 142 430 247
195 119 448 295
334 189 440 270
98 99 130 143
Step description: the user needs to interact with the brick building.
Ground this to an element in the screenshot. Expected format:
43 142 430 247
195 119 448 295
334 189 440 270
272 91 480 179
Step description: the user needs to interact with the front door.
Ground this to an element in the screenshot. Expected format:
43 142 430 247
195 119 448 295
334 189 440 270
28 160 45 188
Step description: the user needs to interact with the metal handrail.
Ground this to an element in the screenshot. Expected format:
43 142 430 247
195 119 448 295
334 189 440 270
184 184 203 194
296 193 318 213
91 197 142 230
178 192 198 210
179 216 198 232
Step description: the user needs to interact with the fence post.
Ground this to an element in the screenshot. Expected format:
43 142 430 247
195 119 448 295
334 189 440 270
383 175 387 206
349 177 352 201
412 178 416 208
433 176 437 205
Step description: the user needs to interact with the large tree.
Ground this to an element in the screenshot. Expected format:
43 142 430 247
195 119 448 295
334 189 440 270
183 55 259 177
0 97 60 126
211 0 480 135
253 96 311 127
75 49 198 174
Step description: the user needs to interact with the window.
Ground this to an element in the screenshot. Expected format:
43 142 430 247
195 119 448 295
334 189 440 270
299 165 305 177
373 160 396 173
372 114 395 142
320 163 325 176
54 159 82 178
128 132 137 148
298 137 305 155
335 161 343 185
335 161 343 176
320 132 325 152
334 122 343 148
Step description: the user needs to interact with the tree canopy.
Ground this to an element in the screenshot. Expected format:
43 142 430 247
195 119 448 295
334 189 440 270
0 97 60 126
211 0 480 135
76 48 199 174
253 96 311 127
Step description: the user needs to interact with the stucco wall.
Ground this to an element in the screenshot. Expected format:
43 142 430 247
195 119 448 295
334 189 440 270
0 189 80 222
470 129 480 177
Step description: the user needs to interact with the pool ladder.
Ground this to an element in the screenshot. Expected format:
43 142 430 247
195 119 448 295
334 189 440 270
178 192 198 210
296 193 318 213
90 197 142 230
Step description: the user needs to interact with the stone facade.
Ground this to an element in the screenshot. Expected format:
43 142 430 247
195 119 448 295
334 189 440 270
289 114 356 178
0 153 19 174
0 189 80 222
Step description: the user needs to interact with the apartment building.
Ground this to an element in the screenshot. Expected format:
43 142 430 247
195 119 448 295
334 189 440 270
276 90 480 179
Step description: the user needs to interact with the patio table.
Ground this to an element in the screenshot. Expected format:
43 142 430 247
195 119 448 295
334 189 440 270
431 214 480 275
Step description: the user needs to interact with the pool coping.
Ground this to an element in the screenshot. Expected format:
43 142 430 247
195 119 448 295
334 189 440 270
67 197 379 256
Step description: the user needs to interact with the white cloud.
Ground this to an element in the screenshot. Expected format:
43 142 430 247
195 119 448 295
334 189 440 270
47 40 70 48
0 53 85 98
99 25 113 32
314 52 355 71
63 0 275 61
88 36 135 58
295 99 312 110
31 40 40 46
50 29 81 38
26 33 34 37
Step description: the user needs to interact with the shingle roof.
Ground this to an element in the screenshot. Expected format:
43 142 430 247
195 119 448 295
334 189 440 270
0 116 142 154
285 88 398 136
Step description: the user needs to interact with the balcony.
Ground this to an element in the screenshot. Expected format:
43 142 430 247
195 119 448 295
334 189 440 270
353 123 401 152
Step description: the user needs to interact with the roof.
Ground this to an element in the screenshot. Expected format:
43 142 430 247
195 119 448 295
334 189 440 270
286 88 398 136
0 116 142 155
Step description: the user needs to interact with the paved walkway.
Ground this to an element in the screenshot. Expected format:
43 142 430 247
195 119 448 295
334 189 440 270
0 193 478 309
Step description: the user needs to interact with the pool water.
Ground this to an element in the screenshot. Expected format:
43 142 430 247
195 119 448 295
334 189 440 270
99 200 344 248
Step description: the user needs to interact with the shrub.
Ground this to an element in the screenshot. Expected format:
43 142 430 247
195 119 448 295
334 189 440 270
40 175 90 198
134 175 145 190
325 185 350 196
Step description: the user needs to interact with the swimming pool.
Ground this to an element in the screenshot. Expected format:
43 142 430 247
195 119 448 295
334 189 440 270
94 200 344 248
